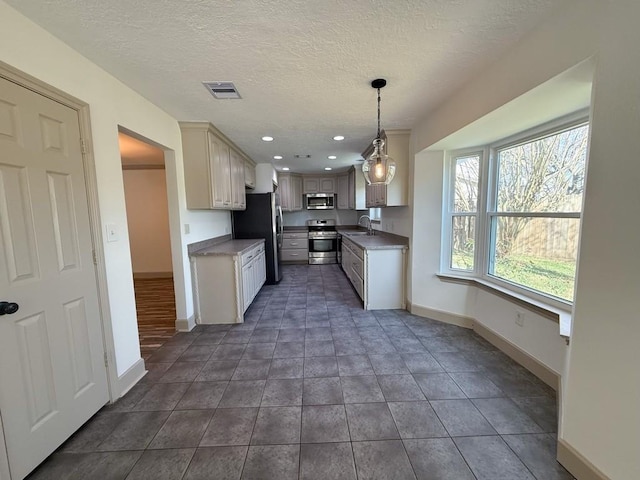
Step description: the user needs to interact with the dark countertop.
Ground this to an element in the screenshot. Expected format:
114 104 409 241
283 226 309 232
336 227 409 250
190 239 265 257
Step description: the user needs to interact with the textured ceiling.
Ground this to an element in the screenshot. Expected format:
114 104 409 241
7 0 565 173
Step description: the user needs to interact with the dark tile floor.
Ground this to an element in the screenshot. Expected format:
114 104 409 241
29 264 574 480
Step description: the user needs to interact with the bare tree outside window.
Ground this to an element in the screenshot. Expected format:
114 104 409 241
491 123 589 300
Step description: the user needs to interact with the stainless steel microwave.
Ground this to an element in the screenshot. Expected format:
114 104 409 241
305 193 335 210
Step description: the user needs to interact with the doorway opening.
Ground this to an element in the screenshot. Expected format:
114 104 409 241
119 131 177 359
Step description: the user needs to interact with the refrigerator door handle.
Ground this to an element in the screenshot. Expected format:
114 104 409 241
277 206 284 239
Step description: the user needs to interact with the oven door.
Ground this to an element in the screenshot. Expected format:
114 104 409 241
308 237 338 263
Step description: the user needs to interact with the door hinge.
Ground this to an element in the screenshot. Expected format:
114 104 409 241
80 138 87 155
92 250 98 265
103 352 109 368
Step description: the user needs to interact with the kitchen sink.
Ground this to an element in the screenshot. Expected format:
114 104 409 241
345 231 373 236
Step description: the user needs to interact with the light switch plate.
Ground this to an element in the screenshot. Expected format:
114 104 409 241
184 223 190 234
106 224 118 242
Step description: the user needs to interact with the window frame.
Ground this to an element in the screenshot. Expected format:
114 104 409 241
441 111 589 309
442 148 487 274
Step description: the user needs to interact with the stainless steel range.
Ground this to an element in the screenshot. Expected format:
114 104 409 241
307 219 338 264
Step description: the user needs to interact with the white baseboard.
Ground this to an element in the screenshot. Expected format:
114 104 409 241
176 314 196 332
114 358 146 399
133 272 173 279
409 302 474 329
473 321 559 390
409 302 558 391
557 438 610 480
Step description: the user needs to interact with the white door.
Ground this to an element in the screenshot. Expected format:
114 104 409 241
0 76 109 479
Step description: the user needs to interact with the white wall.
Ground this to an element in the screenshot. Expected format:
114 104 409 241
122 169 173 275
404 1 603 371
561 1 640 478
0 1 231 382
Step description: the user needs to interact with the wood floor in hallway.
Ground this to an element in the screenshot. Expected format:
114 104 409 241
134 277 177 360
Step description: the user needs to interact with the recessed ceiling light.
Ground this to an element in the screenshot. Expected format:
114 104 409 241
333 135 345 141
328 155 337 160
273 155 283 160
282 167 290 171
262 136 274 142
324 167 332 171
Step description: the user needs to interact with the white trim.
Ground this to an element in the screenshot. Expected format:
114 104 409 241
115 358 147 400
0 411 10 480
0 61 119 401
443 114 589 308
176 315 196 332
409 303 474 329
409 303 560 390
490 109 590 153
557 438 611 480
473 321 560 390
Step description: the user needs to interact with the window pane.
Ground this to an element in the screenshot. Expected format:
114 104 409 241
454 155 479 212
451 215 475 271
489 216 580 301
496 124 589 213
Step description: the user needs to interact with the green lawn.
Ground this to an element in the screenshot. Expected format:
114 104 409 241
452 253 575 301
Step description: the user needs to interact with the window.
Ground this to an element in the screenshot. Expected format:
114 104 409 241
443 118 589 305
448 153 481 271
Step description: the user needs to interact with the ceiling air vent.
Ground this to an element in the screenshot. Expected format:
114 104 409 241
294 154 312 159
203 82 241 99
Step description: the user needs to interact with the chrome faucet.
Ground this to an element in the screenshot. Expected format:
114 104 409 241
358 215 374 235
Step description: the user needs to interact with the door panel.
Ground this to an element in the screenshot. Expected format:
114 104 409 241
0 163 39 282
0 76 108 480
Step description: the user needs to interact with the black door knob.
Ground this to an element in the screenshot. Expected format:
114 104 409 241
0 302 19 315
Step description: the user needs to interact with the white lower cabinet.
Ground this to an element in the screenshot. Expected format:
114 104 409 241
193 242 266 323
242 249 266 312
281 231 308 263
341 237 406 310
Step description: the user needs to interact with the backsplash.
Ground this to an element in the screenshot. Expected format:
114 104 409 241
282 209 366 226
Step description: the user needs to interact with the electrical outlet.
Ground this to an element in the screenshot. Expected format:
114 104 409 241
515 311 525 327
225 226 230 234
184 223 190 235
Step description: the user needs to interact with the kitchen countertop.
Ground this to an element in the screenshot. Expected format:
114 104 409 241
337 227 408 250
190 238 265 256
283 226 309 232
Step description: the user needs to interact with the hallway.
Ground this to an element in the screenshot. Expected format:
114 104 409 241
29 264 572 479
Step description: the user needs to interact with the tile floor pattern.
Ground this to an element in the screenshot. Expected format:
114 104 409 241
28 265 574 480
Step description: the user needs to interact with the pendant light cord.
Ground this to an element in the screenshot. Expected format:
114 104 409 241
377 87 381 139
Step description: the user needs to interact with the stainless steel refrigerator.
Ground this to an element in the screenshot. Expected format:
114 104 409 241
231 193 283 284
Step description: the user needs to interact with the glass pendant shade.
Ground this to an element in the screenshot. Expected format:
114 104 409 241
362 138 396 185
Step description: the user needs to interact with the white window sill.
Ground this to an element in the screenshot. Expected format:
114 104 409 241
436 273 572 341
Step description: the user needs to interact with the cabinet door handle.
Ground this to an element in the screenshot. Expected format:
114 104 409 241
290 242 298 246
291 253 298 256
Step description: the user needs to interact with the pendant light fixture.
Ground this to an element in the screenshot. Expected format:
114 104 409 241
362 78 396 185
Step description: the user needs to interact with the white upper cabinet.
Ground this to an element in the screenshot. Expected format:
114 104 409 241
180 122 253 210
230 148 246 210
209 132 232 208
303 177 319 194
279 173 303 211
337 173 349 209
292 175 303 210
244 159 256 189
303 176 335 194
